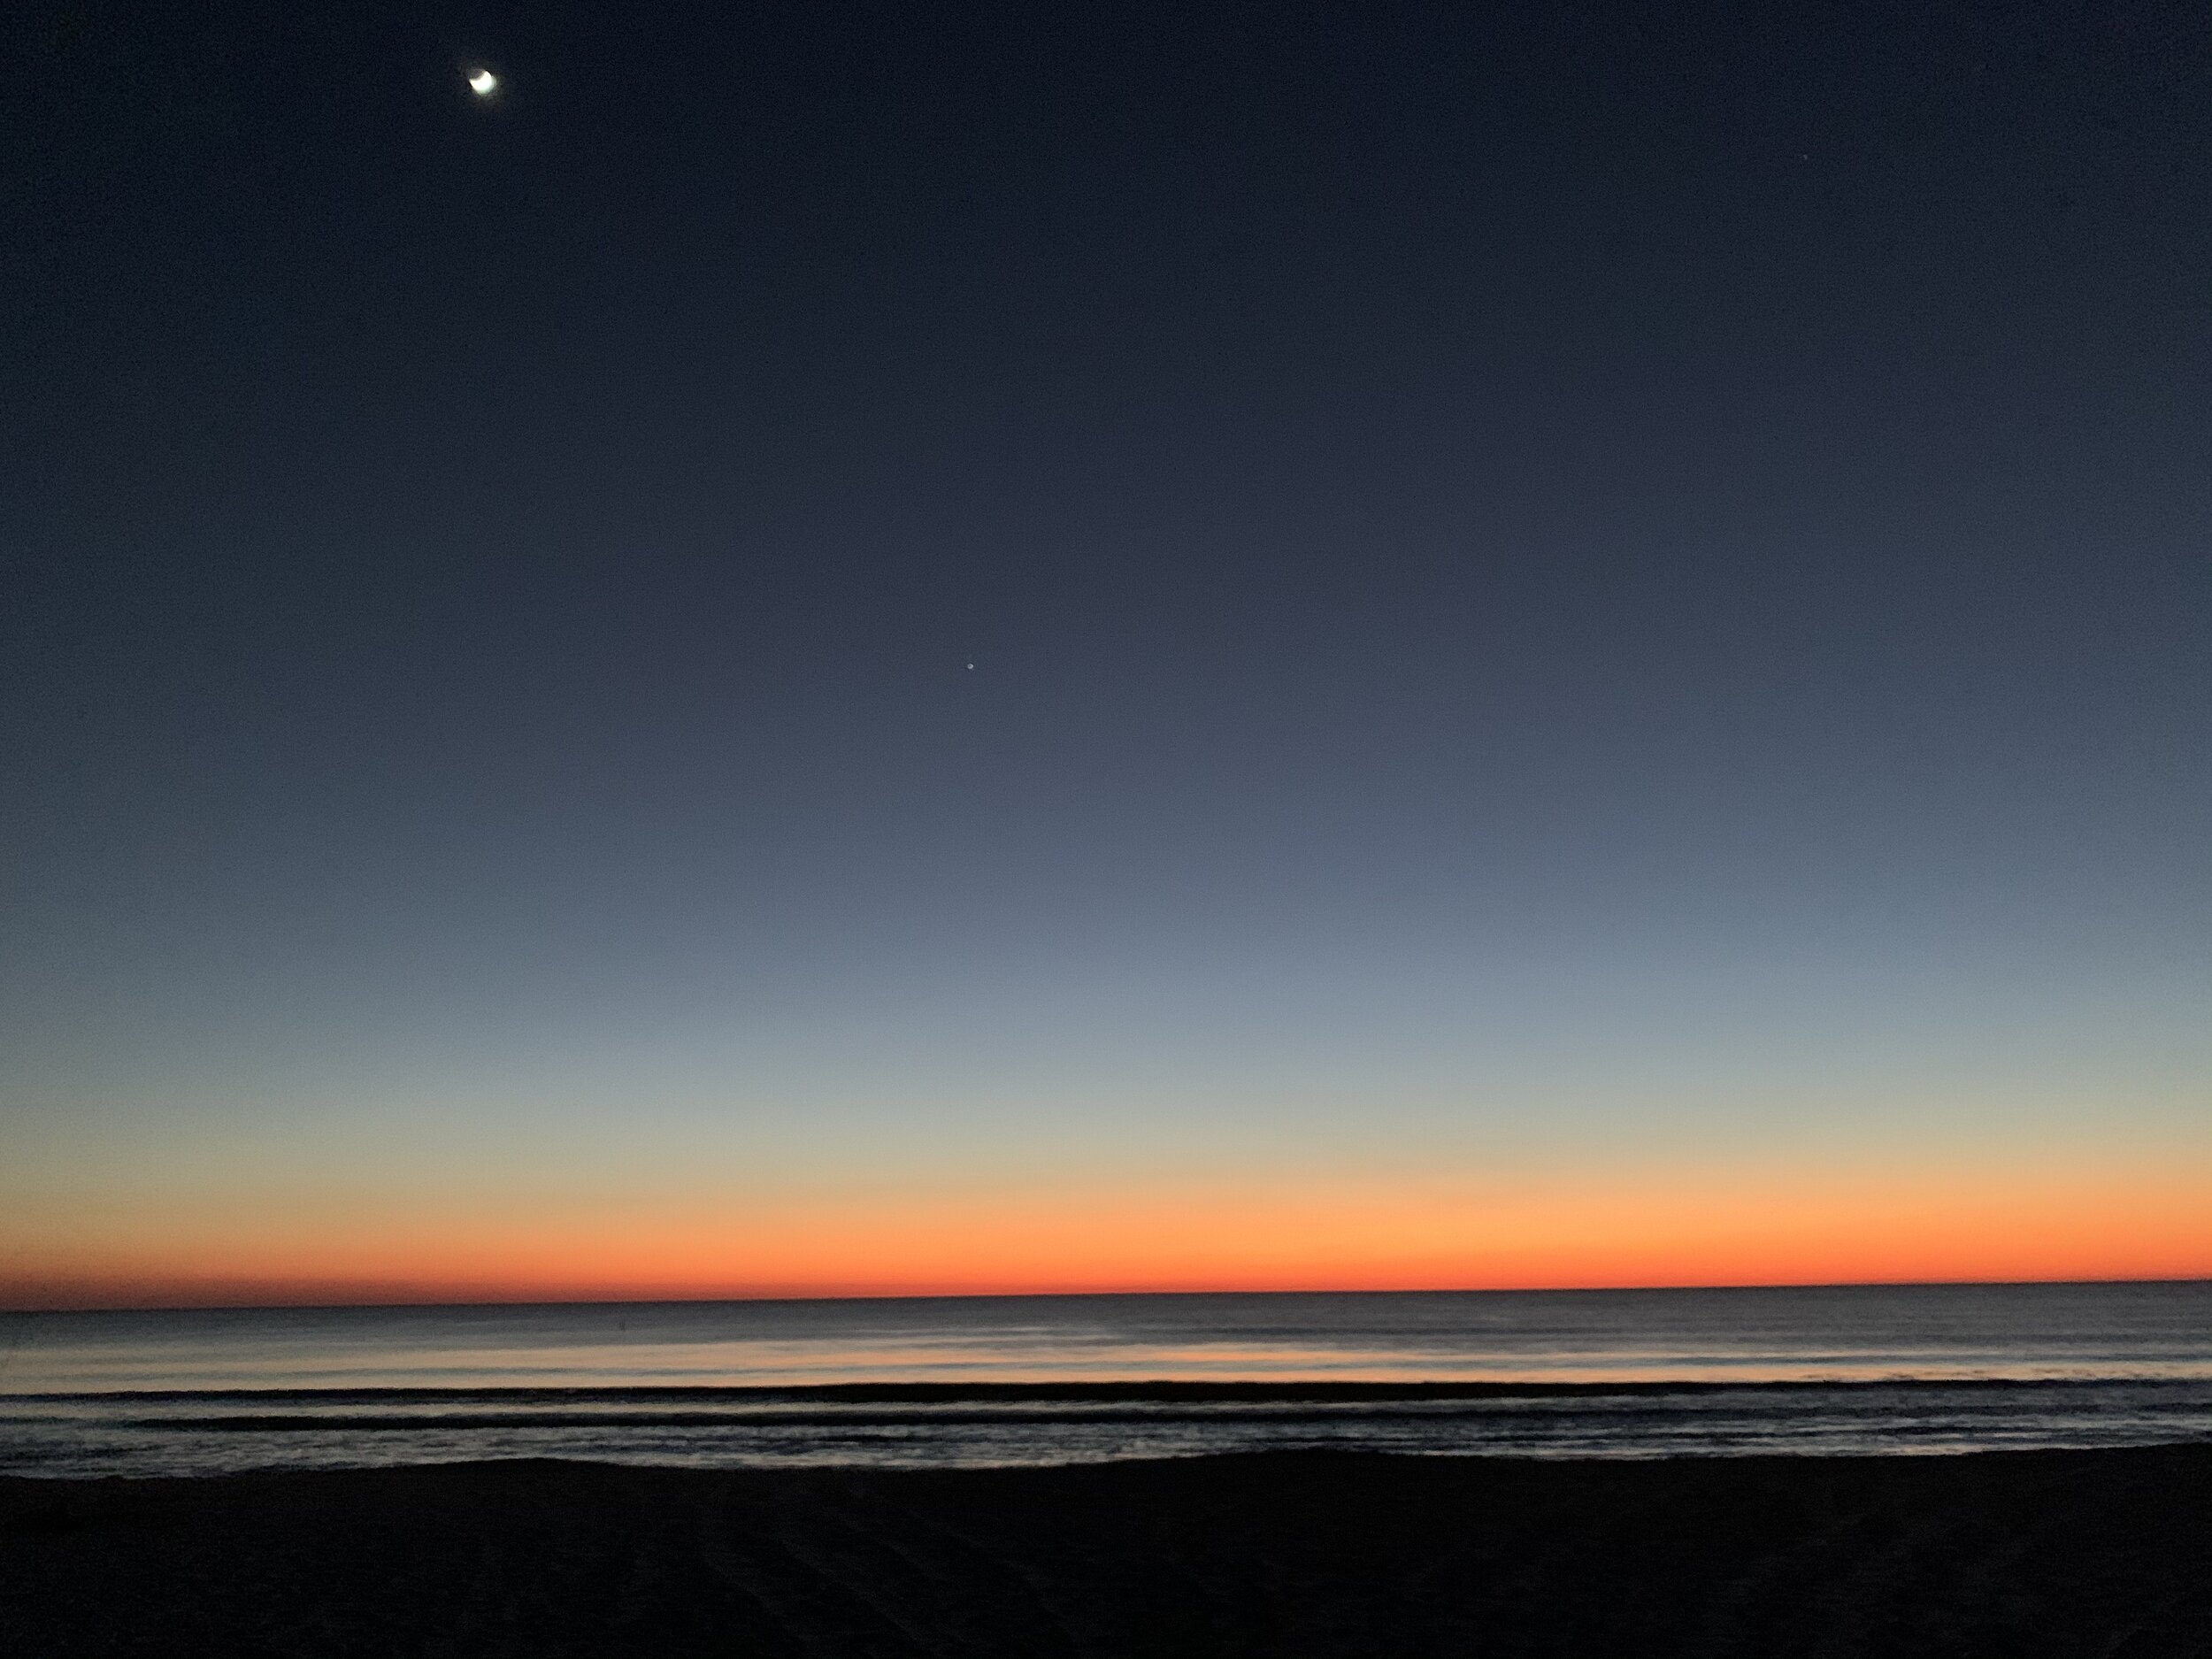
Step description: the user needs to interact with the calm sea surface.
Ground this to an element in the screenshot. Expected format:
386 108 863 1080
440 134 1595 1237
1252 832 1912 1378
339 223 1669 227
4 1282 2208 1477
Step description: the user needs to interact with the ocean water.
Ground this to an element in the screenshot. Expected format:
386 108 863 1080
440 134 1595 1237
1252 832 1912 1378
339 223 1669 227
3 1281 2208 1477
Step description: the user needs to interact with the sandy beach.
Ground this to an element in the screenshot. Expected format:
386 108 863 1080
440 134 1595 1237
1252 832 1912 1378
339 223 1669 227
4 1443 2208 1655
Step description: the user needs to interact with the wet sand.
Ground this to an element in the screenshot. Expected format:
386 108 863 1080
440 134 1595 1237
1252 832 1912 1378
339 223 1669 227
4 1443 2208 1656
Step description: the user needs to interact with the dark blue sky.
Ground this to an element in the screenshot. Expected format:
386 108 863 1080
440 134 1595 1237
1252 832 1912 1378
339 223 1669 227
4 0 2208 1298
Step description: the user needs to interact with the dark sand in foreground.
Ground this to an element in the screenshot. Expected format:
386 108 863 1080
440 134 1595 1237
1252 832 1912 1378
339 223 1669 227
4 1444 2208 1656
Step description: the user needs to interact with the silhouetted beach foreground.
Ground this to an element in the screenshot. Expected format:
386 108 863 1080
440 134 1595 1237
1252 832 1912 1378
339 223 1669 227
4 1445 2210 1657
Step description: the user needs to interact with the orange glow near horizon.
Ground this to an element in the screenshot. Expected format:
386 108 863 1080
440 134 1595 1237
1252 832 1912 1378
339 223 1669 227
8 1158 2209 1310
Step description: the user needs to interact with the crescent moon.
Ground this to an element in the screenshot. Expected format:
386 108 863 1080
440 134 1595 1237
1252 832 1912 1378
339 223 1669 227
468 69 497 95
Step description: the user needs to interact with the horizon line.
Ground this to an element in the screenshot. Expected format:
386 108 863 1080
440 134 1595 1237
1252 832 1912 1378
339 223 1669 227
8 1272 2208 1318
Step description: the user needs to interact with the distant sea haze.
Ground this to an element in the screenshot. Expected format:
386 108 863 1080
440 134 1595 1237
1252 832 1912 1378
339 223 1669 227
3 1282 2208 1477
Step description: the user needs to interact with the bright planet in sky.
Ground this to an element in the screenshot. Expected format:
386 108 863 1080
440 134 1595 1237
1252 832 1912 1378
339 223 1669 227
467 68 496 95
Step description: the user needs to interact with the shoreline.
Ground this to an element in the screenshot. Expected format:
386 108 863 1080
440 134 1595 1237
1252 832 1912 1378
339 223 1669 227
12 1375 2208 1479
6 1443 2209 1655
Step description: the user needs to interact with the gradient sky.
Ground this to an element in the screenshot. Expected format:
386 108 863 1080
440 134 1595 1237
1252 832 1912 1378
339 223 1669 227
4 0 2208 1306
